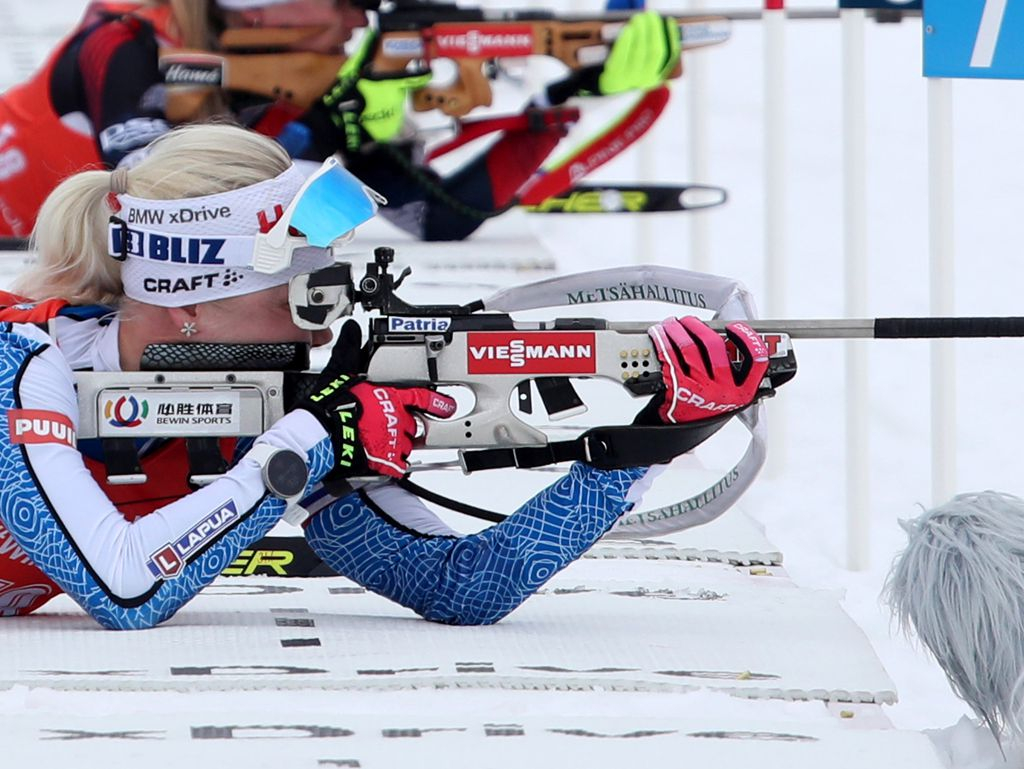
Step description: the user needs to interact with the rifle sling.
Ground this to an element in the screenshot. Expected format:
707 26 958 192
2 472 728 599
396 478 507 523
392 418 733 526
460 418 731 473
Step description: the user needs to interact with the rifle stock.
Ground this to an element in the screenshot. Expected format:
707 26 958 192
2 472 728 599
377 16 730 116
160 12 730 119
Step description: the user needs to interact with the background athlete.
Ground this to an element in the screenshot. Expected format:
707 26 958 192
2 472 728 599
0 0 681 239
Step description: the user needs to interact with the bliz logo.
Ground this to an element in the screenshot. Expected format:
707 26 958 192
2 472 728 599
104 395 150 428
147 500 240 579
110 226 225 264
7 409 76 448
387 316 452 333
467 332 596 375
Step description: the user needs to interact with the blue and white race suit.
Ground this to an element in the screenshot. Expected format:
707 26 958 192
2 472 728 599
0 307 654 629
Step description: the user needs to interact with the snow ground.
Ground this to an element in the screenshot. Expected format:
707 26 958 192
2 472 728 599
1 1 1023 767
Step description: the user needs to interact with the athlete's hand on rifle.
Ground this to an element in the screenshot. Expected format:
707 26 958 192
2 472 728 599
322 30 432 153
298 321 457 479
545 11 681 104
641 316 769 425
599 11 681 94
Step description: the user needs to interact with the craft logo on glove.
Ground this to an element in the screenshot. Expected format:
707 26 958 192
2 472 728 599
467 332 596 375
147 500 239 579
670 387 743 414
372 387 402 462
725 331 788 363
728 322 770 361
7 409 76 448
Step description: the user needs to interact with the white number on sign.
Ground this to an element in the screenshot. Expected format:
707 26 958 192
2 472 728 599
971 0 1008 68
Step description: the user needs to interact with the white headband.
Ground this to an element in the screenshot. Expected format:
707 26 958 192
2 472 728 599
112 164 306 238
121 246 334 307
110 164 335 306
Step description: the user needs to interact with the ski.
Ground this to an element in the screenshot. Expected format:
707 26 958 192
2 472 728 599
522 183 728 214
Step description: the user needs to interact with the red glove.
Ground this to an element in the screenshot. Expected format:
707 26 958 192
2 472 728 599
347 382 456 477
647 316 769 424
299 321 457 479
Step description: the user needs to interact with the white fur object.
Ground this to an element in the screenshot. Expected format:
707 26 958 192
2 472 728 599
885 491 1024 742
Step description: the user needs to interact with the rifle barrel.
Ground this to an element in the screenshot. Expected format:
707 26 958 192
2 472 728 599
708 317 1024 339
379 6 920 27
564 8 920 22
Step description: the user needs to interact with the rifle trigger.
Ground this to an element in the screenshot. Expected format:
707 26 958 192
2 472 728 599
516 381 533 415
535 377 586 420
425 334 445 382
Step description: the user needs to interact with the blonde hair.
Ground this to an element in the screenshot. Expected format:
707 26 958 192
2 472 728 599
145 0 221 49
15 123 291 305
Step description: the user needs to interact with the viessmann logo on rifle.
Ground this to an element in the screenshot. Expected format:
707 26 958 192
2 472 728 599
467 332 596 374
432 24 535 57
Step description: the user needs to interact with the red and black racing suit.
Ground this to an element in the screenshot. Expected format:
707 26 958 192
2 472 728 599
0 1 566 239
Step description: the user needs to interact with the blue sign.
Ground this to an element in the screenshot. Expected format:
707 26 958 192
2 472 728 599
925 0 1024 79
839 1 921 8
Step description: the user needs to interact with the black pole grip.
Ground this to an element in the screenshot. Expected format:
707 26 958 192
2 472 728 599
874 317 1024 339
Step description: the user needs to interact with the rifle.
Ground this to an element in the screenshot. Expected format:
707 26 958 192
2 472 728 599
76 246 1024 489
78 248 1024 573
159 3 731 120
77 247 795 486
